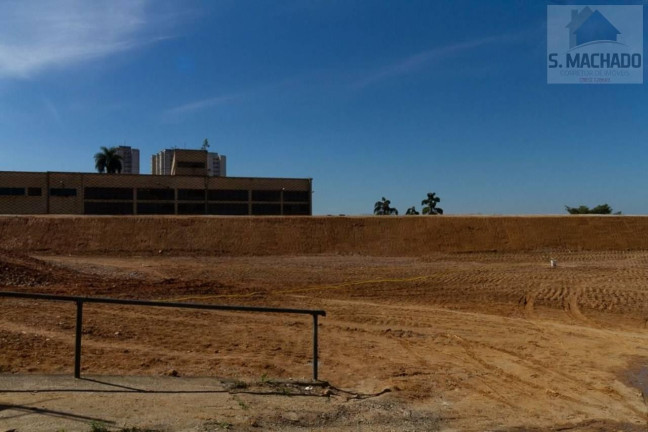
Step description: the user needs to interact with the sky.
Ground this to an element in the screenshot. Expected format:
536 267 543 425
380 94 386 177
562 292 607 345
0 0 647 215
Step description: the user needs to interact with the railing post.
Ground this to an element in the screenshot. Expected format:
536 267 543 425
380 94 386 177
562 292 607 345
0 291 325 381
312 313 319 381
74 300 83 378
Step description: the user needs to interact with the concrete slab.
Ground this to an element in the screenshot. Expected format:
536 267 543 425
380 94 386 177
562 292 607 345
0 374 329 432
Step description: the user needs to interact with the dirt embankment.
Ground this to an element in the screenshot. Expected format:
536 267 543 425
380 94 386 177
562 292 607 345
0 215 647 255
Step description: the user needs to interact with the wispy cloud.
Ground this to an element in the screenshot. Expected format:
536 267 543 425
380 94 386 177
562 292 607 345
0 0 180 79
162 93 247 121
162 76 304 121
42 97 63 127
354 32 522 88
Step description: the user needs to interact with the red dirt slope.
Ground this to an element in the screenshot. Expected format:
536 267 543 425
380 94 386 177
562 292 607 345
0 215 647 255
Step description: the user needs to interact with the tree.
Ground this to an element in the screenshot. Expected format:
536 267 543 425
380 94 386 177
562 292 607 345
374 197 398 215
421 192 443 215
201 138 210 151
565 204 621 215
405 206 419 215
94 146 123 174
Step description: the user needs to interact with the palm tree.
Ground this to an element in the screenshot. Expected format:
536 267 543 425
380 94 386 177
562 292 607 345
94 147 123 174
421 192 443 215
374 197 398 215
405 206 419 215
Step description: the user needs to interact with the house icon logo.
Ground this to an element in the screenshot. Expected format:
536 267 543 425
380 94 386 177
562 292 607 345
547 5 643 84
567 7 621 49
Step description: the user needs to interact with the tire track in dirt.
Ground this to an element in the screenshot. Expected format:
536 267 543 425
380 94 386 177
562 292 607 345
562 285 592 325
319 298 647 418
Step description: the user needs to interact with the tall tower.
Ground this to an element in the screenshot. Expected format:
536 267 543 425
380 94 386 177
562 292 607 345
207 153 227 176
115 146 140 174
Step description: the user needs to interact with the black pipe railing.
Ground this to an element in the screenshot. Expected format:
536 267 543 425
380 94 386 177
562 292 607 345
0 291 326 381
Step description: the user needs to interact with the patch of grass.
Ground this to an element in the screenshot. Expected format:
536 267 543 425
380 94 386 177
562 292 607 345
232 395 249 410
89 422 109 432
119 428 161 432
213 421 233 430
229 379 248 390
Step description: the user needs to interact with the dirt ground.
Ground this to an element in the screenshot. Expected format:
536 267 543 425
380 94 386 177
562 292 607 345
2 250 648 431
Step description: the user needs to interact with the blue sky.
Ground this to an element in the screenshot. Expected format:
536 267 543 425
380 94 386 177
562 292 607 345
0 0 647 215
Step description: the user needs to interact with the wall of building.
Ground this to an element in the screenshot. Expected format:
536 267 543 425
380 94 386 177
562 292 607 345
0 171 311 216
171 150 209 176
153 149 226 176
0 172 48 214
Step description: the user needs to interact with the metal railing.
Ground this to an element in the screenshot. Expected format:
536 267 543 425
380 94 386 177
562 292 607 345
0 291 326 381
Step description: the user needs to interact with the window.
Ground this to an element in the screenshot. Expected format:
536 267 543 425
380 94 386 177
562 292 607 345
0 187 25 196
50 188 77 197
178 203 205 214
252 203 281 215
85 187 133 200
284 190 310 202
283 203 310 215
208 189 249 201
137 188 175 201
27 187 42 196
177 161 205 169
208 203 249 215
84 201 133 215
252 190 281 202
178 189 205 201
137 202 175 214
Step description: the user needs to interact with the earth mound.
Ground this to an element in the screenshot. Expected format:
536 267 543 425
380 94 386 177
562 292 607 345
0 251 72 287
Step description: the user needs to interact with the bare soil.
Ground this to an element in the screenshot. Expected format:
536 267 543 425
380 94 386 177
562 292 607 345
2 249 648 430
4 215 648 255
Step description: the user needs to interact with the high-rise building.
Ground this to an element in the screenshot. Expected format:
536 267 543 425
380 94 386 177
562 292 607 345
115 146 140 174
152 149 226 176
151 149 175 176
208 153 226 177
